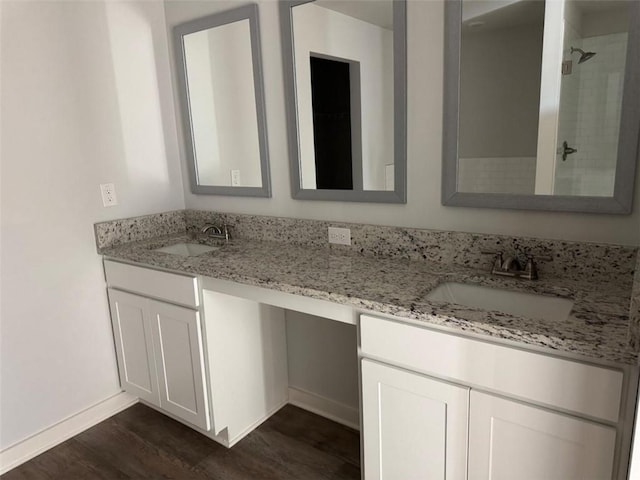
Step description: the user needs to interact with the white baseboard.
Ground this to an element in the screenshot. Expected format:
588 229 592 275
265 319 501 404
288 387 360 431
0 392 138 475
227 399 289 448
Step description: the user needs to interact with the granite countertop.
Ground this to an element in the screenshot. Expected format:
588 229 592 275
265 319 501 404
100 233 637 365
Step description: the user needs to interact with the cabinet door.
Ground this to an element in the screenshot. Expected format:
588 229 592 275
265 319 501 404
361 359 469 480
108 289 160 405
469 391 616 480
149 300 210 431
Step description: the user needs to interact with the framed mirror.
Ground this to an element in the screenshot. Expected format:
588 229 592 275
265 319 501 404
174 5 271 197
281 0 407 203
443 0 640 214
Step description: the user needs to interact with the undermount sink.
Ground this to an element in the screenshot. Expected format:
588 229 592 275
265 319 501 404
154 242 220 257
425 282 574 322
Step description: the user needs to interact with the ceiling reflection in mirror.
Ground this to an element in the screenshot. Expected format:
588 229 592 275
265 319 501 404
292 0 395 191
458 0 631 197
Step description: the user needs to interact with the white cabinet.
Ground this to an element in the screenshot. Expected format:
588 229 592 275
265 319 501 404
108 288 210 431
202 290 288 445
148 299 210 431
109 289 160 405
104 262 290 447
361 359 469 480
468 391 616 480
359 315 625 480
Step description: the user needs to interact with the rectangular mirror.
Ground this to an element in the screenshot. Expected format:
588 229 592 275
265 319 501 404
443 0 640 213
174 5 271 197
281 0 407 203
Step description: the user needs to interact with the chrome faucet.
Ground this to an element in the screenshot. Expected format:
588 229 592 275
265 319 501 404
501 255 521 272
201 223 231 242
481 251 551 280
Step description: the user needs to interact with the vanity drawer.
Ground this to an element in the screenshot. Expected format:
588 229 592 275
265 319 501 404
359 315 623 423
104 260 199 308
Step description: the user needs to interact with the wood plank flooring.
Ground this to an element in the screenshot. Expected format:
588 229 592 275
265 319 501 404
2 404 361 480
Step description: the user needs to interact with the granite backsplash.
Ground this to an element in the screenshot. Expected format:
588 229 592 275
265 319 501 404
629 253 640 350
95 208 638 296
94 210 185 250
183 210 637 286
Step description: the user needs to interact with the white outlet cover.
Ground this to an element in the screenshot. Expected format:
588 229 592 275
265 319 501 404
328 227 351 246
100 183 118 207
231 169 241 186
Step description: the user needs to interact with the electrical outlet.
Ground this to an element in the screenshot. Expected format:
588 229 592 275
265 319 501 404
328 227 351 246
100 183 118 207
231 170 241 186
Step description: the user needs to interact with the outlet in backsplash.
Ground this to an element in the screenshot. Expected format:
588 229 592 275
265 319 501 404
184 209 637 285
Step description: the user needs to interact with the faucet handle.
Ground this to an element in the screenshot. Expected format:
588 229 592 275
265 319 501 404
481 251 503 270
523 254 552 280
222 223 232 241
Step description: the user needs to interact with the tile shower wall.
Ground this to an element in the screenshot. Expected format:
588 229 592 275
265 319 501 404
458 157 536 194
556 22 581 192
555 32 628 196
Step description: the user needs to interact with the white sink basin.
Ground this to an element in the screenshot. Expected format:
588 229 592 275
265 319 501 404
425 282 574 322
155 243 220 257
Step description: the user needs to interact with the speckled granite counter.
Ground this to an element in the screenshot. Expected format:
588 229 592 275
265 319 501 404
100 232 638 366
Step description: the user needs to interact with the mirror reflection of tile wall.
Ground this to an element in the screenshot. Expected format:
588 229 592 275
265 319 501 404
457 0 630 197
555 31 628 197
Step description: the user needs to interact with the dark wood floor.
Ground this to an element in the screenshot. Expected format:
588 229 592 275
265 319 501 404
2 404 361 480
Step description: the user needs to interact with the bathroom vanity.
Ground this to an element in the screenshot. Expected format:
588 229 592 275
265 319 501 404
96 213 639 480
98 0 640 477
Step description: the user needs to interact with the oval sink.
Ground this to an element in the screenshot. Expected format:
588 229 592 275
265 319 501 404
155 243 220 257
425 282 574 322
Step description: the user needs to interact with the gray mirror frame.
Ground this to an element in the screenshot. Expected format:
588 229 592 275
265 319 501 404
173 4 272 197
280 0 407 203
442 0 640 214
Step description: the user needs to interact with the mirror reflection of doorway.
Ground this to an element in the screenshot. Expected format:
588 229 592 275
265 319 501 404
309 55 362 190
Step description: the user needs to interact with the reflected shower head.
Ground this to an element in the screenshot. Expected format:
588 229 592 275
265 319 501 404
570 46 596 64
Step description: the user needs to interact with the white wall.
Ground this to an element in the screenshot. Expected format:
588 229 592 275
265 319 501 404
207 20 262 187
292 3 393 190
0 0 185 450
458 22 542 195
184 30 222 184
285 312 358 411
166 0 640 246
459 23 542 159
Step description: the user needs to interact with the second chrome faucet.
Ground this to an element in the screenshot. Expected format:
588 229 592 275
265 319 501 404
201 223 231 242
481 251 551 280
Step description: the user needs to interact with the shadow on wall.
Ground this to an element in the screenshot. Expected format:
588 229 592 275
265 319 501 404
0 0 184 451
104 1 177 191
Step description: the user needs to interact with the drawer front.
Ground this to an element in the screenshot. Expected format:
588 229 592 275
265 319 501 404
360 315 623 423
104 260 199 308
